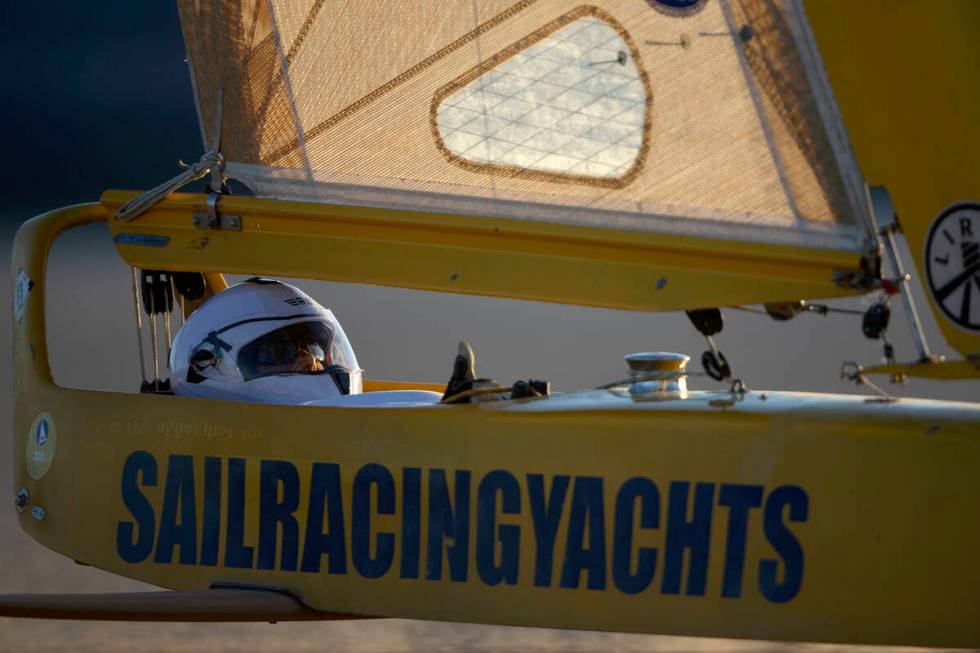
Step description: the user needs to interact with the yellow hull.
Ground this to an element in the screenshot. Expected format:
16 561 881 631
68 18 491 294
11 205 980 646
807 0 980 358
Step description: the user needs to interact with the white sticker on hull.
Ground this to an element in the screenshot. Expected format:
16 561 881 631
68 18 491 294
924 202 980 332
26 413 57 481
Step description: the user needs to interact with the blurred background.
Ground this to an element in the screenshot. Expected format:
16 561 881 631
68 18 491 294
1 2 975 651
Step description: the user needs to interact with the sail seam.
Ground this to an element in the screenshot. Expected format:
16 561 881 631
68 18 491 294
265 0 541 165
248 0 324 162
285 0 326 64
267 0 314 179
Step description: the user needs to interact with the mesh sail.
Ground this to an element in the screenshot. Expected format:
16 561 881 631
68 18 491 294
178 0 872 251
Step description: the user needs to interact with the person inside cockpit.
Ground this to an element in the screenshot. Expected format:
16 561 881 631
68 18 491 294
169 277 440 406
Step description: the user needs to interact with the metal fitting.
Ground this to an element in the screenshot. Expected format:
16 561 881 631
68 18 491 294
625 352 690 397
14 489 29 513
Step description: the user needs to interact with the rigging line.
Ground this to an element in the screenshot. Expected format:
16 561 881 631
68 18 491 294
131 268 148 385
807 304 865 316
164 310 173 353
148 275 161 390
729 304 865 317
729 305 768 315
856 373 897 403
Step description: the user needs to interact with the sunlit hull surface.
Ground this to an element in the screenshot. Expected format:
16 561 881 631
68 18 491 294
11 205 980 646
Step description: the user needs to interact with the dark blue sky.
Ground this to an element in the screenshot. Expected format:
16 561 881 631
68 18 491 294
0 2 202 221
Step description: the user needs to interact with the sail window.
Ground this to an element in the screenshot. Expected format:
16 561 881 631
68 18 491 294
434 15 649 185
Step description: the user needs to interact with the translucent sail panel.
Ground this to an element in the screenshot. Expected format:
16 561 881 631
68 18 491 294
435 17 648 183
178 0 872 251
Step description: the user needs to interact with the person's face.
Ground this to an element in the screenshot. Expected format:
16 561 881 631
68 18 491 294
292 346 325 373
258 342 326 375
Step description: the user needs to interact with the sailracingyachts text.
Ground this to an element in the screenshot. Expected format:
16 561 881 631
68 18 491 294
117 452 807 602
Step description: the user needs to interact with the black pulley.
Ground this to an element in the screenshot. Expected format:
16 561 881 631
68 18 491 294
172 272 206 301
140 378 172 395
701 350 731 381
861 302 890 339
511 379 551 399
686 308 723 337
139 270 174 315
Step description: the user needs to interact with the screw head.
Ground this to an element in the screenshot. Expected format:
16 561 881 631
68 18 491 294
14 489 29 513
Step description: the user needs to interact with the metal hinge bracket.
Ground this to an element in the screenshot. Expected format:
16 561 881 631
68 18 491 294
192 193 241 231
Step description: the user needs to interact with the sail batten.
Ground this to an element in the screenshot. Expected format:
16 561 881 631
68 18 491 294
178 0 874 256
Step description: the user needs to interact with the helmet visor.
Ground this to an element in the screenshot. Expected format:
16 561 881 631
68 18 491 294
237 320 356 381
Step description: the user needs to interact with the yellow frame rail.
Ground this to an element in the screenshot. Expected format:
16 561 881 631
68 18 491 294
102 190 867 312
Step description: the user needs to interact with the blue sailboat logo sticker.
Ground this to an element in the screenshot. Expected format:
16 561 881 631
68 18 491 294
36 419 48 446
26 413 57 480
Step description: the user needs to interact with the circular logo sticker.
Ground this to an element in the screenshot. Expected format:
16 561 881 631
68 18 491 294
26 412 57 480
648 0 709 16
924 202 980 332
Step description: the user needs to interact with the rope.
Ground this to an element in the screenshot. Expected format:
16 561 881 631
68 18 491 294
441 385 515 404
840 362 898 402
131 267 148 384
730 303 864 317
854 373 897 402
113 151 223 222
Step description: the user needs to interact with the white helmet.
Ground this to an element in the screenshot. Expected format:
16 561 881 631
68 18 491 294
170 278 362 404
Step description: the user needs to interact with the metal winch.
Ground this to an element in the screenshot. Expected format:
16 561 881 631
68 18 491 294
624 352 689 398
